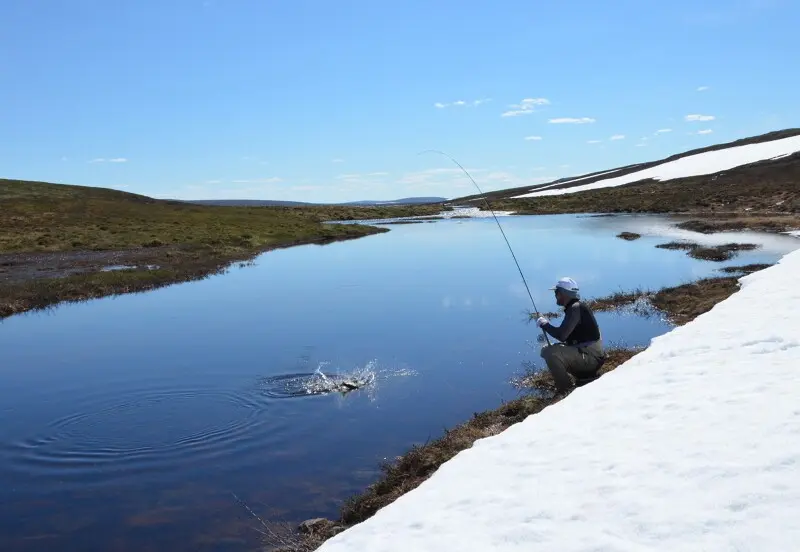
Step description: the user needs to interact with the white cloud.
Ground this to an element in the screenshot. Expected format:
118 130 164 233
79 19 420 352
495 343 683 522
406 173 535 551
610 134 625 140
435 98 492 109
549 117 596 124
332 158 345 163
697 86 710 92
205 179 223 184
697 129 714 135
89 157 127 163
685 114 715 122
587 140 602 144
501 98 550 117
524 135 543 141
655 128 673 134
636 143 647 147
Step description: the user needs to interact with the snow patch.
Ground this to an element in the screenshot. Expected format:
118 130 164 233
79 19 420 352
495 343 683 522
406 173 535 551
514 135 800 198
439 206 514 218
519 168 623 195
318 247 800 552
784 230 800 238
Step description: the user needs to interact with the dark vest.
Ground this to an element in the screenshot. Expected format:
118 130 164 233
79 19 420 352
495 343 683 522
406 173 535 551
564 299 601 345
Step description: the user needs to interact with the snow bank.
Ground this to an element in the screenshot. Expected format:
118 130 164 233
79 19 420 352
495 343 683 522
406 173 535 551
318 249 800 552
520 168 623 194
785 230 800 238
439 206 514 218
514 135 800 198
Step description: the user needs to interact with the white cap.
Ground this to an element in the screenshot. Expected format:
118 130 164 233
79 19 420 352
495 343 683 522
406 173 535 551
549 277 579 292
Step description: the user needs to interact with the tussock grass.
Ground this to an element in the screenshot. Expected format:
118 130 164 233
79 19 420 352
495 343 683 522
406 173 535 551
718 263 773 274
512 346 644 395
584 267 770 325
656 241 697 251
338 395 555 527
687 243 760 261
655 240 761 262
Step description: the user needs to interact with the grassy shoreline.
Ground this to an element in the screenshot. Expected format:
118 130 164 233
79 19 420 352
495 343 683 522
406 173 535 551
0 178 451 319
271 263 772 551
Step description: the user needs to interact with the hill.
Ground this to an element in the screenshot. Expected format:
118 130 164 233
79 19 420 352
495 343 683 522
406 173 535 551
453 128 800 233
0 178 446 318
454 128 800 204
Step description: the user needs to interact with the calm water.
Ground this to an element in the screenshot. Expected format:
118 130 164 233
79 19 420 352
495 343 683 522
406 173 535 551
1 213 798 551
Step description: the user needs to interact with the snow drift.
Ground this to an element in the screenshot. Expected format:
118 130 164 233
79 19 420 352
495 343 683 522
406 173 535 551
514 134 800 198
318 248 800 551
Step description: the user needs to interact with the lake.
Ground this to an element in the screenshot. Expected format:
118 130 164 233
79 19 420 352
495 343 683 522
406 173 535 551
1 213 798 551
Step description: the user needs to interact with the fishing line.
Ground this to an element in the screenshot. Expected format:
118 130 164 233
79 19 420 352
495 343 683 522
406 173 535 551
419 149 552 346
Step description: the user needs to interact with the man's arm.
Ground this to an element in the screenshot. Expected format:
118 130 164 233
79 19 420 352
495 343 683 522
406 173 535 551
542 303 581 342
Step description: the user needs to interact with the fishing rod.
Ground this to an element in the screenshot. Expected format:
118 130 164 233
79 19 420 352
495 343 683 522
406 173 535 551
419 149 552 346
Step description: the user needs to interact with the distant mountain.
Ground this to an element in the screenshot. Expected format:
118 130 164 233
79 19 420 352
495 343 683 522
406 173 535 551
184 199 313 207
181 196 448 207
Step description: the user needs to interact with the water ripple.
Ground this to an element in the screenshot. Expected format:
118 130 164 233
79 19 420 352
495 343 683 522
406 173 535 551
4 385 270 483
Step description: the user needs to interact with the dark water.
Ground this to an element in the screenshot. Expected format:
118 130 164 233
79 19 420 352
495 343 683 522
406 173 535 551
1 213 797 551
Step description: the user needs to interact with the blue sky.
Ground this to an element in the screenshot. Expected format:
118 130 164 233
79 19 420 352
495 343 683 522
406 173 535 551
1 0 798 203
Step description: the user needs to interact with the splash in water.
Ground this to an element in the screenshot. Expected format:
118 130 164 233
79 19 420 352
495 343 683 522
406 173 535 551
260 360 392 399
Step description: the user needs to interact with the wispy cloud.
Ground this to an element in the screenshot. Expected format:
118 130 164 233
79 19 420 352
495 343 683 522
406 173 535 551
205 180 223 184
332 158 345 163
501 98 550 117
89 157 128 163
549 117 596 124
685 114 715 122
655 128 673 134
635 143 647 147
697 86 710 92
696 129 714 135
524 135 543 141
398 167 478 184
587 140 602 144
60 156 68 161
231 177 283 184
335 172 390 184
435 98 492 109
610 134 625 140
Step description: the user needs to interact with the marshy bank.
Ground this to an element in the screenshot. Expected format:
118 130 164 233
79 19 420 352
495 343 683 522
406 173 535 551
269 262 776 552
654 240 760 261
0 178 450 319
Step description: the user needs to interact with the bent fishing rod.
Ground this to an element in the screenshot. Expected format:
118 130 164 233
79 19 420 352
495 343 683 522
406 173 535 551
419 149 552 346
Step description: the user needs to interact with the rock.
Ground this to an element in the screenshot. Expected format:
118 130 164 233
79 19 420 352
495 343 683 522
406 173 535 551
298 518 336 535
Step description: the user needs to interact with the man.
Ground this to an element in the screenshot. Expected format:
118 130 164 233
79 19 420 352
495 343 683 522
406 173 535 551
535 277 606 395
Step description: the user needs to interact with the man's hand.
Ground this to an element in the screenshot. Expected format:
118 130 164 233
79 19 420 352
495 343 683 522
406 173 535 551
536 316 549 328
